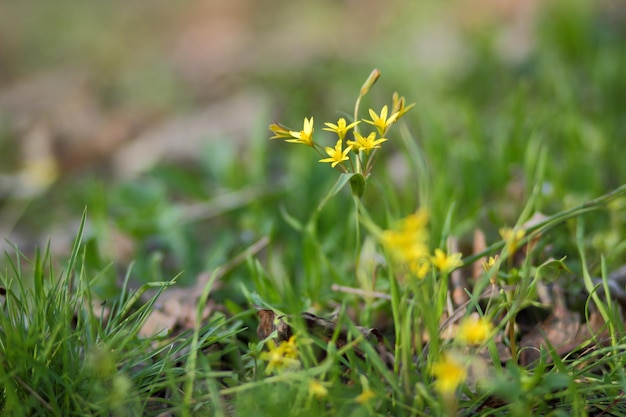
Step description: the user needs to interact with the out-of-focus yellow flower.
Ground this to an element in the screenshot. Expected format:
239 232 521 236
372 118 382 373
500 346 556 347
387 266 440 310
355 374 376 404
392 92 416 120
363 105 398 136
482 255 500 284
481 256 498 272
319 139 352 168
260 336 300 374
323 118 360 141
20 157 59 192
381 209 431 279
456 316 493 345
430 353 467 395
401 209 429 231
431 249 463 274
499 227 526 256
409 258 431 279
355 388 376 404
280 335 298 359
308 380 328 399
347 131 387 154
286 117 315 147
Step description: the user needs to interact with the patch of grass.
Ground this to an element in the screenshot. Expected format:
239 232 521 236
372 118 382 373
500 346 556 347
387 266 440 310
0 214 245 416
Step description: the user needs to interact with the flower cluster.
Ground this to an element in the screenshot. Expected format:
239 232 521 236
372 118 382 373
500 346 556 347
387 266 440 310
381 209 463 279
456 316 494 345
430 316 493 396
308 380 328 399
269 70 414 177
429 352 467 395
259 336 300 374
381 209 431 278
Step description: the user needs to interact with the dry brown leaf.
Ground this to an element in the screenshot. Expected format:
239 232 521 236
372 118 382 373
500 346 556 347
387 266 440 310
518 283 606 367
139 272 218 337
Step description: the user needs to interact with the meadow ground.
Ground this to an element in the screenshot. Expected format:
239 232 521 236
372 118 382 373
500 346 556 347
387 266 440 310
0 1 625 415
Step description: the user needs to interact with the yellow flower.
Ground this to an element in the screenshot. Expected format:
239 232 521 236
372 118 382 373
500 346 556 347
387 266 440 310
401 210 429 231
260 336 300 374
308 380 328 399
363 105 398 136
319 139 352 168
481 256 498 272
347 131 388 154
280 335 299 359
383 229 429 263
391 92 416 121
431 249 463 274
456 316 493 345
381 209 431 279
409 258 431 279
286 117 315 147
355 388 376 404
430 353 467 395
269 122 293 140
482 255 499 284
499 227 526 255
323 118 360 141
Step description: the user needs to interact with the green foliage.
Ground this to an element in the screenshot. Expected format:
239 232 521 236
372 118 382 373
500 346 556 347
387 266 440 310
0 215 243 416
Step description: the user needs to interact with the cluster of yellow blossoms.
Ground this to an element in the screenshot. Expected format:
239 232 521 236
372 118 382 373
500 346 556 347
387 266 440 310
260 336 375 404
265 70 506 405
259 336 300 374
381 209 463 279
269 83 414 177
499 226 526 256
430 316 494 395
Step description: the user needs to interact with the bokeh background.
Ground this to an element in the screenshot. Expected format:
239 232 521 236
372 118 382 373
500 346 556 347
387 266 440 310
0 0 624 302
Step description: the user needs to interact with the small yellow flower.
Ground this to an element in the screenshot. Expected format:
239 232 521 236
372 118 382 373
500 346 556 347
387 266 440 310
431 249 463 274
355 388 376 404
499 227 526 255
280 335 299 359
260 336 300 374
286 117 315 147
308 380 328 399
319 139 352 168
347 131 388 154
383 229 430 263
409 258 431 279
430 353 467 395
381 209 431 279
363 105 398 136
482 255 499 284
481 256 498 272
323 118 360 141
355 374 376 404
456 316 494 345
269 122 293 140
391 92 416 120
402 210 429 231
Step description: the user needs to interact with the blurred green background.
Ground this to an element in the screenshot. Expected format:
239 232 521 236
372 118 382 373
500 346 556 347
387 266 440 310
0 0 624 307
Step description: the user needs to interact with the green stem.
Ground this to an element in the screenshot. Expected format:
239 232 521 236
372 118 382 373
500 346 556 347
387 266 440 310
387 263 402 378
353 194 362 284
